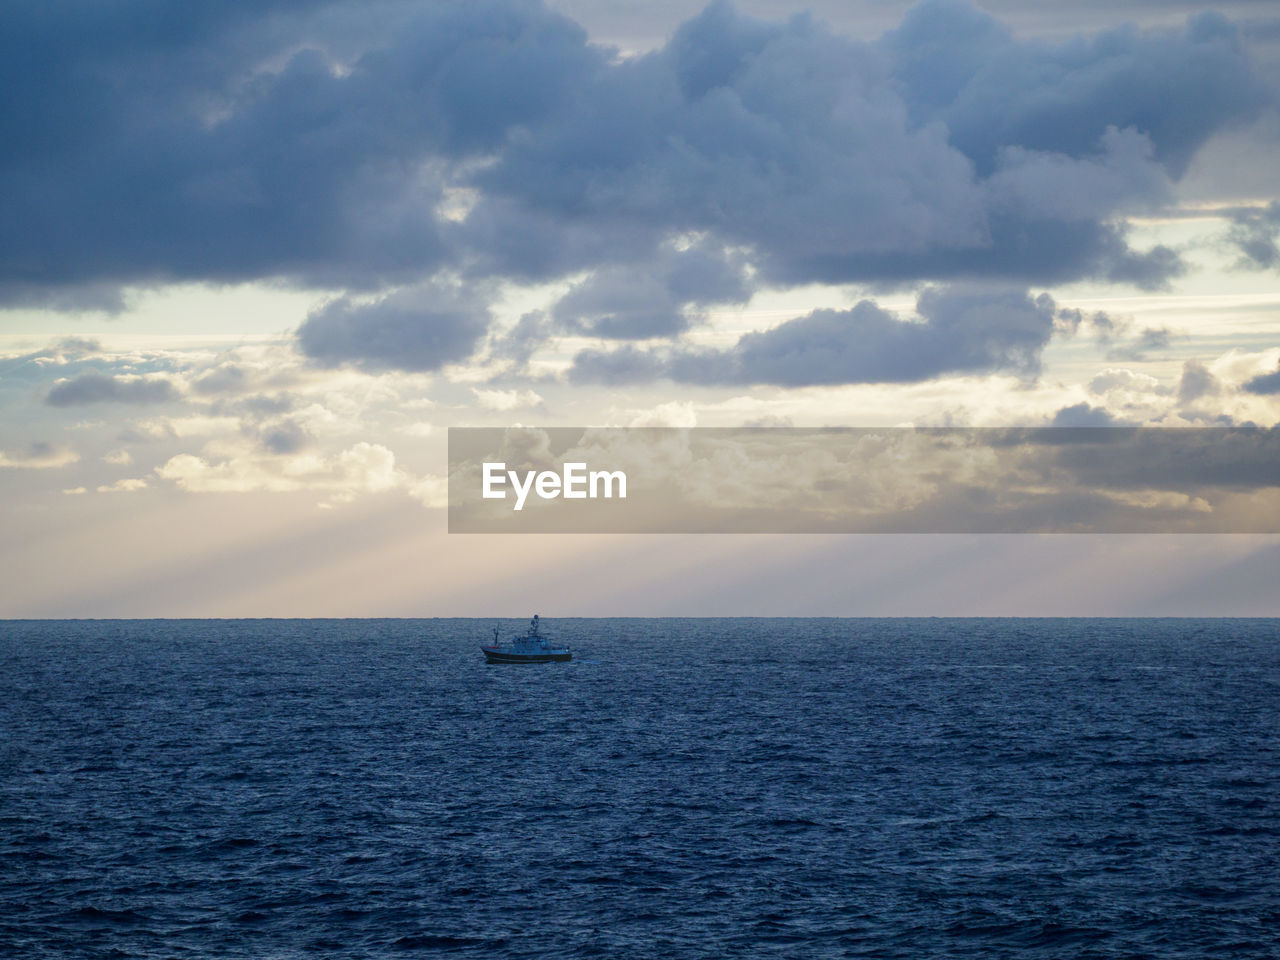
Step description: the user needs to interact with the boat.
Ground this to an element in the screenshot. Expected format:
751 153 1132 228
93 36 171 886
481 614 572 663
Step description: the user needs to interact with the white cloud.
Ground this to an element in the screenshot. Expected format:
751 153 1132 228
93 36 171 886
154 440 432 508
471 387 544 411
408 474 448 508
97 477 149 493
628 401 697 428
1088 368 1165 396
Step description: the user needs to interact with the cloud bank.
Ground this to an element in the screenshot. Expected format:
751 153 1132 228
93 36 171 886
0 0 1271 380
571 286 1059 386
45 372 182 407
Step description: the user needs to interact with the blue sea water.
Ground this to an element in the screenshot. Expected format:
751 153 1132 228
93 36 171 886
2 618 1278 959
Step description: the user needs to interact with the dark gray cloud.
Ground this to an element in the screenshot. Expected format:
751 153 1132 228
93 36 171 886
571 285 1058 386
1243 361 1280 394
885 1 1265 178
468 1 1261 291
486 311 554 375
0 0 595 301
0 0 1267 310
45 372 181 406
297 284 489 372
1050 402 1118 427
1226 201 1280 270
551 241 752 338
1044 425 1280 491
2 0 1272 382
1055 307 1121 344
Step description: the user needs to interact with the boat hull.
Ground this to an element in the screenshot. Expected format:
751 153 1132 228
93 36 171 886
481 647 572 664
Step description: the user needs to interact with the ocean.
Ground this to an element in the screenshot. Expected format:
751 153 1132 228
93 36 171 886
2 618 1278 958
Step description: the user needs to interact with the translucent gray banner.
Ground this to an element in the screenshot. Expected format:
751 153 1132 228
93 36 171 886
448 427 1280 533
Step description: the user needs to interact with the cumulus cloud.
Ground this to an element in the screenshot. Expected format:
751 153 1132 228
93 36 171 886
571 285 1059 386
886 2 1264 178
0 0 1266 371
0 0 600 302
1243 361 1280 395
1050 402 1119 427
464 0 1263 294
155 441 410 505
45 372 181 407
297 282 489 372
1088 367 1165 397
551 239 752 339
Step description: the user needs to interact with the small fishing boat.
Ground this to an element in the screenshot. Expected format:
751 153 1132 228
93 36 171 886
481 615 572 663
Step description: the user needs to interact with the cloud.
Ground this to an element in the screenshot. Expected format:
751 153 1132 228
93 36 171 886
97 477 148 493
1050 402 1118 427
1226 201 1280 270
1088 367 1166 397
0 0 1265 321
54 337 102 356
191 364 251 396
1057 307 1122 344
886 1 1265 178
571 285 1059 386
1106 327 1174 362
45 372 181 406
467 1 1258 291
155 440 411 504
297 282 490 372
1178 358 1221 405
119 415 240 441
1243 361 1280 395
551 240 752 339
0 0 600 302
486 311 553 372
471 387 544 411
0 442 79 468
258 419 313 455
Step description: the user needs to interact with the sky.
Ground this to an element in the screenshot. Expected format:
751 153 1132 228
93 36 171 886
2 0 1280 617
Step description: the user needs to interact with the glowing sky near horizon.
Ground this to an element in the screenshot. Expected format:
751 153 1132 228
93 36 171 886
3 0 1280 616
